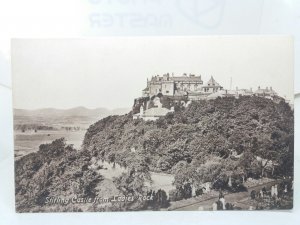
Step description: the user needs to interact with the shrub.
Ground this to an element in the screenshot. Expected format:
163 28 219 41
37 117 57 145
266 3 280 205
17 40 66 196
157 157 172 171
195 188 204 196
250 190 256 199
82 164 89 171
212 178 227 190
74 171 83 178
225 202 234 210
36 189 50 206
169 188 184 202
183 183 192 199
153 189 169 209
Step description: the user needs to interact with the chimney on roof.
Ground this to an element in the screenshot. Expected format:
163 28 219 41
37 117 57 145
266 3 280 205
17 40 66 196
163 73 169 81
250 87 252 92
236 86 238 91
258 86 260 90
270 86 272 91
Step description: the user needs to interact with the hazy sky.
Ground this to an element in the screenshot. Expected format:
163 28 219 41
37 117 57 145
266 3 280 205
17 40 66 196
12 36 293 109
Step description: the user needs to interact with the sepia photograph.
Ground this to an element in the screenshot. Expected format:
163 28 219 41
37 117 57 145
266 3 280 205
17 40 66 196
12 36 294 212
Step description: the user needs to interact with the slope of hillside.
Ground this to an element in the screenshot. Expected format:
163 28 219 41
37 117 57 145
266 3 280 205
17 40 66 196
83 96 294 176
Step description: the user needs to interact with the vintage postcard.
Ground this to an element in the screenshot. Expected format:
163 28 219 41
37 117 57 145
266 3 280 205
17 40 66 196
12 37 294 212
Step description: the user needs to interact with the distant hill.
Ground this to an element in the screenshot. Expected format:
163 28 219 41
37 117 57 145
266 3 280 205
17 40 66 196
14 106 130 118
13 106 131 129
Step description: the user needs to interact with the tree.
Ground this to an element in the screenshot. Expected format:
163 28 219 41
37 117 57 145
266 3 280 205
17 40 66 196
183 183 192 199
169 188 184 201
113 160 152 196
153 189 169 209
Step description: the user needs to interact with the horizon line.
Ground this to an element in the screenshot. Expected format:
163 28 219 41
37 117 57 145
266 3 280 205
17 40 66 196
13 106 132 111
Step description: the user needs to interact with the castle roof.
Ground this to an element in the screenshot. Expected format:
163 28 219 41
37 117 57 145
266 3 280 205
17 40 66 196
255 87 277 95
203 76 222 87
150 74 202 83
170 76 202 82
238 88 253 93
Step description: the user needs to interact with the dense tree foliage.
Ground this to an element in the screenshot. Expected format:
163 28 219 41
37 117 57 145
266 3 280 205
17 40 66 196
83 96 294 191
15 138 104 212
15 96 293 212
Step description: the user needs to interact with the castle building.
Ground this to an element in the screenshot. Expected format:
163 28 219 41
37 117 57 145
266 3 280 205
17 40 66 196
142 74 280 101
235 87 253 96
143 73 203 97
143 73 223 98
135 74 282 121
254 86 277 97
201 76 223 93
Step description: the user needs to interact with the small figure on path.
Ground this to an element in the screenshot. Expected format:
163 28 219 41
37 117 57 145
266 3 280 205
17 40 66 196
274 185 278 197
228 176 232 187
219 197 226 210
262 186 267 195
212 202 217 211
250 190 256 199
271 186 275 197
219 190 224 199
260 190 264 198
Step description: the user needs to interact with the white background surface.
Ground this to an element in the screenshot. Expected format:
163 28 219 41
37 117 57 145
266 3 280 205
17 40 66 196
0 0 299 225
